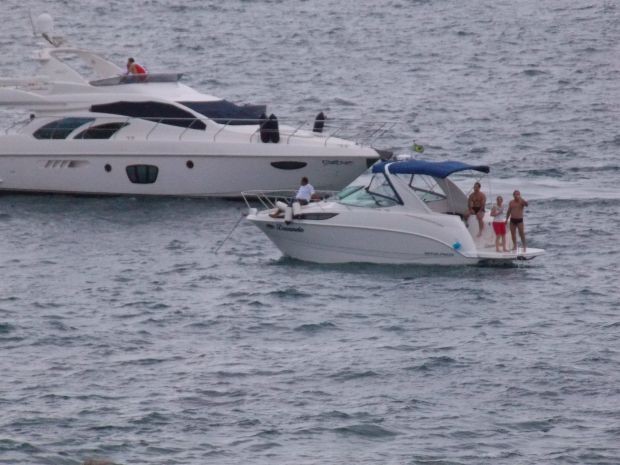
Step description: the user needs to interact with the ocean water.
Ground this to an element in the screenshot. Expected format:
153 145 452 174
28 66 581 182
1 1 619 464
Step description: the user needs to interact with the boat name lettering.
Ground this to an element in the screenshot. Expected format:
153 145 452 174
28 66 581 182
322 160 353 166
277 224 304 232
424 252 454 257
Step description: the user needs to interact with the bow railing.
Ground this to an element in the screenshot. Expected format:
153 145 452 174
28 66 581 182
241 189 339 211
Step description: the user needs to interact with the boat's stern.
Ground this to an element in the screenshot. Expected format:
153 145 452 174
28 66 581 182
475 247 546 264
463 213 546 264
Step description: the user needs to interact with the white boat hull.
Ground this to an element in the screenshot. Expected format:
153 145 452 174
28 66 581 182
0 144 374 197
258 224 475 264
250 212 479 265
248 207 545 266
253 218 544 265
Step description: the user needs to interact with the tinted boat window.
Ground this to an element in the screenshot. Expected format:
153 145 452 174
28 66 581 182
74 122 129 139
179 100 266 125
90 101 206 130
271 161 307 170
299 213 339 220
33 117 95 139
126 165 159 184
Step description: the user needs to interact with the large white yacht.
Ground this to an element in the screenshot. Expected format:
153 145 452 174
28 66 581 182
244 159 545 265
0 15 390 197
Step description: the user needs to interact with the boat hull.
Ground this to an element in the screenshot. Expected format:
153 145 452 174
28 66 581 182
0 150 374 197
248 212 544 266
251 218 478 265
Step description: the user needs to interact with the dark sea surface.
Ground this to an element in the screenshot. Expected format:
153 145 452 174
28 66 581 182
1 1 619 464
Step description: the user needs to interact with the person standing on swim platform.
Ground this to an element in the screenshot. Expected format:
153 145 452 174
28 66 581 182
506 190 529 252
491 195 509 252
464 181 486 237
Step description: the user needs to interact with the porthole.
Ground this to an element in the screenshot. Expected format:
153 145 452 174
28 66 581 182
105 164 112 172
186 160 194 169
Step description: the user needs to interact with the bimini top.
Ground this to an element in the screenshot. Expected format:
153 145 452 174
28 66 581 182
372 160 490 178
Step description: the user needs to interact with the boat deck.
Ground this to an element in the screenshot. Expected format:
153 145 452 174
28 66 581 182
476 247 545 262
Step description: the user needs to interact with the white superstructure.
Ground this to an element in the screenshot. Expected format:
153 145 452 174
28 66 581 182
0 15 390 197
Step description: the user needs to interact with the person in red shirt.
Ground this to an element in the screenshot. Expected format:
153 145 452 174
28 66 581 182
126 57 147 75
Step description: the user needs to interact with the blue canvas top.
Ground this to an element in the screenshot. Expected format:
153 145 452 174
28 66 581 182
371 160 490 178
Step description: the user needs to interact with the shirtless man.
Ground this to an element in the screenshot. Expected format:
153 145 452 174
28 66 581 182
464 182 486 237
506 190 529 252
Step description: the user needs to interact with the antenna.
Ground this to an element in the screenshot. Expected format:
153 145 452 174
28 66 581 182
31 13 63 47
28 11 37 37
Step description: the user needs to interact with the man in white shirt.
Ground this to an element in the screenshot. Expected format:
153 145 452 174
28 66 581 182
270 176 316 217
295 176 315 205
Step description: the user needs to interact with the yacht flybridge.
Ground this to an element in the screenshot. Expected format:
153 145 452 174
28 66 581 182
244 160 545 265
0 14 390 197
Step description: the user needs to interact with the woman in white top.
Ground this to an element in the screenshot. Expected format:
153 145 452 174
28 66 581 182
490 195 509 252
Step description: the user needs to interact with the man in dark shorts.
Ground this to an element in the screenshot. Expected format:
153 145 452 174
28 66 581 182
464 182 486 237
506 190 529 252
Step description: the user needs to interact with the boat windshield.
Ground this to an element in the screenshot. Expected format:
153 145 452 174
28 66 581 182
403 173 447 203
337 174 401 208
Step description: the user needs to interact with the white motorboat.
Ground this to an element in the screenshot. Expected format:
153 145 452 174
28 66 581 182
244 159 545 265
0 14 390 197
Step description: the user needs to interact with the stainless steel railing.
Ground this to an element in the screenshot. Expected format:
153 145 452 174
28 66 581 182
241 189 339 211
5 113 398 147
